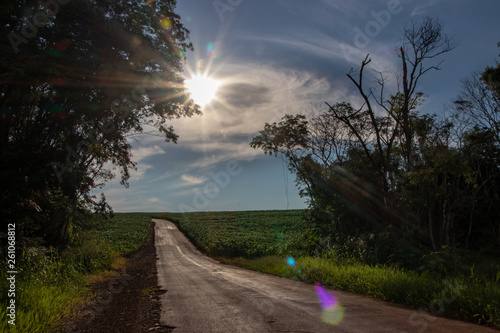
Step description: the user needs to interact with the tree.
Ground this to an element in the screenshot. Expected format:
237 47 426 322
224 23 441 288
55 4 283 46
396 17 456 170
0 0 199 246
454 43 500 144
251 17 459 249
450 42 500 250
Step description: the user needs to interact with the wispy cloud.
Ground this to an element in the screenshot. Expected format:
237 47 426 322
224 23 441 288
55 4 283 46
180 174 208 185
243 32 352 64
410 0 438 16
130 144 165 162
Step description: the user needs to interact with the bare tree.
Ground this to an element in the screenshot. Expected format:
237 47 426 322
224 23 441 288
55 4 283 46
454 73 500 143
397 17 457 169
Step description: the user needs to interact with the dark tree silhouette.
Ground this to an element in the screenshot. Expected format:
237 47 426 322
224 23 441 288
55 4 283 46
0 0 199 246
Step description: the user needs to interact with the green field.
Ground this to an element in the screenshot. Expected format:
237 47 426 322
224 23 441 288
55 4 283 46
0 213 153 333
155 210 308 258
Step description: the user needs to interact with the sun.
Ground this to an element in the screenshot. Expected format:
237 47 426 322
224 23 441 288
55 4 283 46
184 74 220 106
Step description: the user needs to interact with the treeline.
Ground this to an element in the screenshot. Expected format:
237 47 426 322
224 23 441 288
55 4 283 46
251 17 500 253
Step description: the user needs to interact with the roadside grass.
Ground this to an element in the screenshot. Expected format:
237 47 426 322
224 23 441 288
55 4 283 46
162 211 500 329
0 213 153 333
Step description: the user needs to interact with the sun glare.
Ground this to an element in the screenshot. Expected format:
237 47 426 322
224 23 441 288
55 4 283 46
184 75 219 107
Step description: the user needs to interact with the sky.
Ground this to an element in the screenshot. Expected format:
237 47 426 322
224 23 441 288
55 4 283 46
99 0 500 213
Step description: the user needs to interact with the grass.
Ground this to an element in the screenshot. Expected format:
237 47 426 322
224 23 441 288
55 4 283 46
0 213 153 333
163 210 500 329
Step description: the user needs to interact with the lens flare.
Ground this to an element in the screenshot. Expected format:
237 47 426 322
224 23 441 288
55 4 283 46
161 17 171 29
315 284 345 325
286 256 295 267
207 42 214 54
196 59 206 69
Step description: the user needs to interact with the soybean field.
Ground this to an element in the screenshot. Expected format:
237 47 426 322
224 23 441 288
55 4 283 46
156 210 308 258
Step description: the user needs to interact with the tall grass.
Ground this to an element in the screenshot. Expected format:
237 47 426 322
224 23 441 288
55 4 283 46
0 213 153 333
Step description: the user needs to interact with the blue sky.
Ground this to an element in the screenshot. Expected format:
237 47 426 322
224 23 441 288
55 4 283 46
99 0 500 212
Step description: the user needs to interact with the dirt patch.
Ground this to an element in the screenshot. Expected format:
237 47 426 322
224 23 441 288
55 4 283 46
60 222 172 333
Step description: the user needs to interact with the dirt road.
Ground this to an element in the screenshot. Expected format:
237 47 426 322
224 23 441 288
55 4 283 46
154 219 497 333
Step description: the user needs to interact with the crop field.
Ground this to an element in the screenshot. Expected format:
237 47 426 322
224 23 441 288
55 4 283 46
93 213 153 256
156 210 308 258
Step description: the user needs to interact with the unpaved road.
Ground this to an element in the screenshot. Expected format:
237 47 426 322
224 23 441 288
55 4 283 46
154 219 498 333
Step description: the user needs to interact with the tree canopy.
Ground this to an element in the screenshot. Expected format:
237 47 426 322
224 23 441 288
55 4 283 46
1 0 199 246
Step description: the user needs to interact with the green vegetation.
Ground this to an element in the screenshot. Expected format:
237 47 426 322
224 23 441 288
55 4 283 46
164 210 500 329
155 210 308 258
0 213 152 333
94 213 153 256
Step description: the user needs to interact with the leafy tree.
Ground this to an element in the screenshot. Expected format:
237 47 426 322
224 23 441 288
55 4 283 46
0 0 199 246
450 42 500 250
459 128 500 250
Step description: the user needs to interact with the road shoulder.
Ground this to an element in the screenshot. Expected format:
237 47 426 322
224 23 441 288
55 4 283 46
59 221 171 333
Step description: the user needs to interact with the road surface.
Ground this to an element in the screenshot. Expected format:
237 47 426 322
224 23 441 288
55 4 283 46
154 219 498 333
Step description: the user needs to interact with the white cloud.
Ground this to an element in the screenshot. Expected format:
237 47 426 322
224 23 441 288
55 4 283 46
130 143 165 162
180 174 208 185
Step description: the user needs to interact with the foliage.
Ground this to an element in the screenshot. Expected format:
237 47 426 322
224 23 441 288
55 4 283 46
0 213 153 332
0 0 199 247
